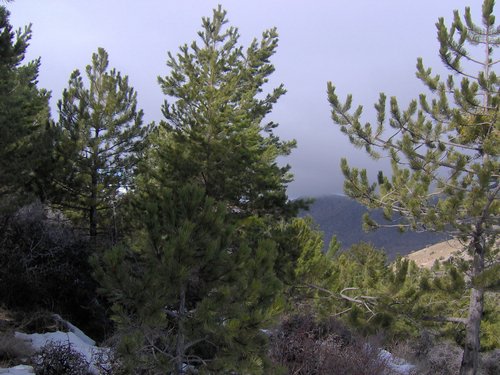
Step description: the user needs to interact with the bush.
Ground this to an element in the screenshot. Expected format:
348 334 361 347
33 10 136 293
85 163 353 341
269 314 389 375
0 203 90 307
0 333 34 365
32 341 90 375
480 349 500 375
0 202 111 340
394 331 462 375
91 347 126 375
14 310 64 334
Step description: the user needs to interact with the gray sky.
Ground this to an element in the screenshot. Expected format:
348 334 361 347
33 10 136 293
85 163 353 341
8 0 477 198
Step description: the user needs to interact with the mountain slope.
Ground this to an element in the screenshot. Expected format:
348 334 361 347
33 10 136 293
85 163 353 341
300 195 449 261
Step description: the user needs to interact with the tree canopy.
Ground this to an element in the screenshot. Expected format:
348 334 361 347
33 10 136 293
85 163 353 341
54 48 149 240
0 5 51 213
328 1 499 374
2 2 499 374
93 7 297 373
154 5 297 219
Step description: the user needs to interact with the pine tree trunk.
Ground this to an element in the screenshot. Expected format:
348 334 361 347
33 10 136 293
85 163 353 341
460 287 484 375
175 284 187 374
89 169 97 240
459 238 484 375
90 130 99 241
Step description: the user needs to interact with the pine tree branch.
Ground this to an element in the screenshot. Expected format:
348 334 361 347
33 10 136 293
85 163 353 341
184 337 211 351
301 284 378 316
422 316 467 324
51 202 89 212
373 133 476 173
332 307 353 317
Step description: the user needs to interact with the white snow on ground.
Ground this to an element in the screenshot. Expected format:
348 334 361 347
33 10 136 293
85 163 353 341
14 330 109 375
2 318 415 375
1 316 109 375
0 365 35 374
52 313 96 346
379 349 416 375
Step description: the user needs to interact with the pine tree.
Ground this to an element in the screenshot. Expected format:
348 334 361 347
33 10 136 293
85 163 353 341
327 1 499 373
93 7 303 373
149 3 304 296
0 5 51 214
55 48 149 241
93 184 281 374
154 5 297 219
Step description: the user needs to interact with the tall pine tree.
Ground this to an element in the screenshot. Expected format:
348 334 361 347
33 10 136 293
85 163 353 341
55 48 149 241
154 5 297 218
94 7 301 373
0 5 51 214
327 1 499 373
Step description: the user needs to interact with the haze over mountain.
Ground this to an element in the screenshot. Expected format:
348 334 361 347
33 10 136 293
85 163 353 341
301 195 449 261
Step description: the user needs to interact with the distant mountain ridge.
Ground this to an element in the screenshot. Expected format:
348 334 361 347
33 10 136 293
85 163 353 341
299 195 448 261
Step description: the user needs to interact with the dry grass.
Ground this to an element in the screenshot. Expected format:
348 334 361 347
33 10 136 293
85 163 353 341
406 239 467 268
269 314 390 375
0 333 34 366
0 307 14 324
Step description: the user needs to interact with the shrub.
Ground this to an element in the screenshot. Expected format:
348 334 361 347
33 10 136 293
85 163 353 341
0 202 111 340
401 331 462 375
32 341 90 375
269 314 389 375
15 310 63 334
0 333 34 365
0 203 90 308
91 347 126 375
480 349 500 375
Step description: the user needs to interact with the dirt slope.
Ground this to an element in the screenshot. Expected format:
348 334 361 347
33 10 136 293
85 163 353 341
406 239 466 268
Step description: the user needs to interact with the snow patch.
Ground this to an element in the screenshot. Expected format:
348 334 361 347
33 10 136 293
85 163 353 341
5 318 415 375
52 314 96 346
14 329 108 375
379 349 415 375
0 365 35 374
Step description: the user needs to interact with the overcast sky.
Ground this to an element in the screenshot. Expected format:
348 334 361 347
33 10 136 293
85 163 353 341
8 0 478 198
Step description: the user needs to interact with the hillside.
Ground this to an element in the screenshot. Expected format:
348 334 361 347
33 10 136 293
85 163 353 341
300 195 449 261
406 239 466 268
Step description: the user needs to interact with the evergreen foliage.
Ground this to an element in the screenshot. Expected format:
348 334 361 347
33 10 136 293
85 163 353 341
54 48 149 240
154 5 297 219
93 184 280 374
269 216 330 310
327 2 499 373
272 217 324 287
0 6 51 214
299 242 491 345
6 3 499 373
93 7 299 373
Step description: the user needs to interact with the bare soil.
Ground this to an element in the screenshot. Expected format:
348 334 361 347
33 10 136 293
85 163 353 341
406 239 466 268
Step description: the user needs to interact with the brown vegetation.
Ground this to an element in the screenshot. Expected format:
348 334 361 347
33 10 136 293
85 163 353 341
406 239 466 268
269 314 390 375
